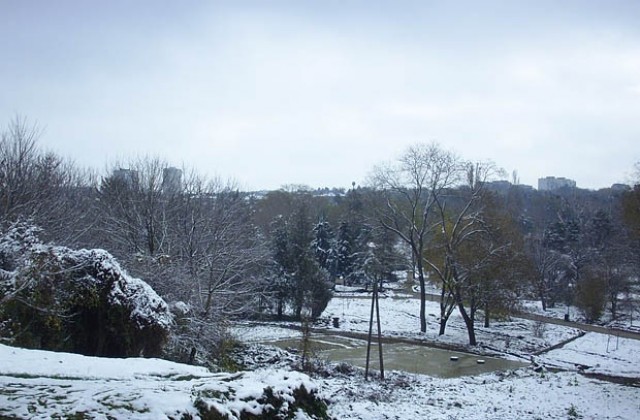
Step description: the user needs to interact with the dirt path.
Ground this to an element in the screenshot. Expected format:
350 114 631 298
512 311 640 341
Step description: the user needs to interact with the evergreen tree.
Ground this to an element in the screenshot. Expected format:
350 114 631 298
336 220 356 284
312 217 337 280
270 215 293 318
269 202 332 319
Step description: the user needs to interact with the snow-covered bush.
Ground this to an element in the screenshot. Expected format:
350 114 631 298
192 370 328 419
0 222 172 357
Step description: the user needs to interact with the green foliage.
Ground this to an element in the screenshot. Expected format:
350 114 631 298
567 403 582 419
193 383 329 420
210 336 243 373
575 268 606 323
312 217 337 279
269 200 333 320
0 224 172 357
622 185 640 239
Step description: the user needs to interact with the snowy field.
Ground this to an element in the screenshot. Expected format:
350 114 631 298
236 292 640 375
328 293 640 375
519 298 640 331
2 291 640 419
540 332 640 379
238 294 584 359
321 368 640 419
2 341 639 419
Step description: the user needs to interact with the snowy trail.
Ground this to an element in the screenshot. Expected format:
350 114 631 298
513 311 640 340
532 331 587 355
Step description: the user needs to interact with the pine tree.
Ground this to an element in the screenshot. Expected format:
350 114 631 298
312 217 337 280
269 203 332 319
270 216 293 318
336 220 355 284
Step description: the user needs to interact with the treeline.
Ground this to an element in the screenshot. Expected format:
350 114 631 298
1 117 639 361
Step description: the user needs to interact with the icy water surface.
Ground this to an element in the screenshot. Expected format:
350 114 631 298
268 334 528 378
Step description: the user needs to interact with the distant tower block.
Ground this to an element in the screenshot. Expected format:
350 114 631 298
162 167 183 193
112 168 139 187
538 176 576 191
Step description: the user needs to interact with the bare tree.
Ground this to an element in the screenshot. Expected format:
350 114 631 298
430 162 506 344
526 233 565 311
167 172 269 362
95 157 272 362
0 116 44 222
372 145 511 343
0 116 97 246
371 143 460 333
96 157 174 259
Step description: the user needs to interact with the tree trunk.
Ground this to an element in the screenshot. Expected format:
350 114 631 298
439 284 449 335
484 302 490 328
455 288 477 345
460 307 477 345
418 270 427 333
277 298 283 319
610 294 618 319
439 318 447 335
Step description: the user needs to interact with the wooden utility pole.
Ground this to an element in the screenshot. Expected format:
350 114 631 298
365 280 384 380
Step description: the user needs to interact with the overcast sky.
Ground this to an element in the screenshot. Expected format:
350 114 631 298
1 1 639 190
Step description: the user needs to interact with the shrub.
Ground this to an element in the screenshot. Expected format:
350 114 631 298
192 371 329 419
575 269 606 323
0 222 173 357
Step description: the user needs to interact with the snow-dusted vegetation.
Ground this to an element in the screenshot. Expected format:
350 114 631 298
0 118 639 418
0 222 172 357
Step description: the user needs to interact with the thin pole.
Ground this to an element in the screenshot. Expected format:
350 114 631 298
375 280 385 379
365 280 376 380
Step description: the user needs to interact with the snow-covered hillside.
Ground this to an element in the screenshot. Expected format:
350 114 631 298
0 344 324 419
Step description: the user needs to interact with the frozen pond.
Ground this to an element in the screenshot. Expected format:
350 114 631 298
265 334 528 378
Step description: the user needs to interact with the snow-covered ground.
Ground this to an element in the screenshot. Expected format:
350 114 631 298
2 342 638 419
321 367 640 419
235 290 640 418
519 299 584 320
0 344 320 419
518 298 640 332
540 332 640 378
238 292 640 374
2 290 639 419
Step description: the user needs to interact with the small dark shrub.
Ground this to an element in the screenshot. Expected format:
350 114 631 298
576 270 606 323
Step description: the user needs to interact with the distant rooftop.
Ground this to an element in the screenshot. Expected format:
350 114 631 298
538 176 576 191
